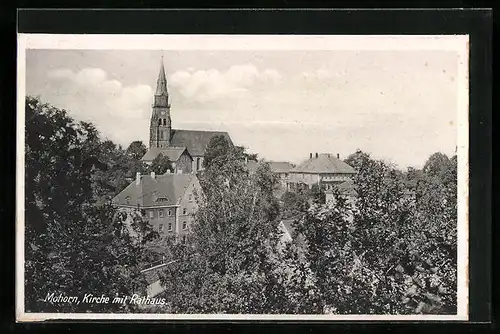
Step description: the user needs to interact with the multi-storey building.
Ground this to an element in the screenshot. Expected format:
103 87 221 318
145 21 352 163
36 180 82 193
112 171 201 242
287 152 357 191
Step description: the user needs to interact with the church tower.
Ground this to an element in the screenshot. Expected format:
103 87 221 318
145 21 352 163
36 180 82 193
149 56 172 149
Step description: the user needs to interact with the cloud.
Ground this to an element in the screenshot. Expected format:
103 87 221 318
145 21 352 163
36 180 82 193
169 64 282 103
43 67 152 146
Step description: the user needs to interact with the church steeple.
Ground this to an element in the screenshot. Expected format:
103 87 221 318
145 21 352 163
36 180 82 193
155 54 168 96
149 54 172 149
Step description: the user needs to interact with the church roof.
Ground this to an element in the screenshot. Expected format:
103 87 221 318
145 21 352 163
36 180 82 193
170 129 233 157
291 153 357 175
113 173 195 208
141 146 191 163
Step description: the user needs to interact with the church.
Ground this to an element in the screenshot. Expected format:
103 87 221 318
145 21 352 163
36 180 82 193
113 57 234 238
141 58 233 173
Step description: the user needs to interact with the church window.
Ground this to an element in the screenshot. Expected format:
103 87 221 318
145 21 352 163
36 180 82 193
159 131 164 140
163 118 167 126
158 119 162 125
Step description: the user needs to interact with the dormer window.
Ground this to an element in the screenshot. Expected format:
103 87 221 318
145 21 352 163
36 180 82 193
125 196 131 204
156 197 169 202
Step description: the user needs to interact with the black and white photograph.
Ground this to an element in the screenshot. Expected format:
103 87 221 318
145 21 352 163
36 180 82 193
16 34 469 321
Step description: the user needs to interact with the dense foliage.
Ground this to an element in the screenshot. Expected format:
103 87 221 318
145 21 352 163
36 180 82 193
23 97 458 315
24 97 159 312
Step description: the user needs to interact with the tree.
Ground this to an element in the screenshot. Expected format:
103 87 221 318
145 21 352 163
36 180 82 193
203 135 232 169
24 96 159 312
158 146 291 313
126 140 147 160
423 152 451 179
149 153 173 175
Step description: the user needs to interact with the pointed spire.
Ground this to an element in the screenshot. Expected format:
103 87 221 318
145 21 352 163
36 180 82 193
155 52 168 96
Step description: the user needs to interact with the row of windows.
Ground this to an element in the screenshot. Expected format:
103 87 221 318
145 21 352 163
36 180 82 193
157 118 168 126
147 207 191 218
158 221 188 232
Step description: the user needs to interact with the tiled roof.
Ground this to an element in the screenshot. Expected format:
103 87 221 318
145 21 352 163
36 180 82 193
245 160 294 174
113 173 195 207
141 146 190 163
170 129 233 157
291 153 357 174
269 161 294 173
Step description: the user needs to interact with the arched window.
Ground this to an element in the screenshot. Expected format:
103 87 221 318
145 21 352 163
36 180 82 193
163 118 167 126
158 119 162 126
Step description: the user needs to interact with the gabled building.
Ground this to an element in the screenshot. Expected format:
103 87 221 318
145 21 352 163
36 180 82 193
141 146 193 174
143 57 233 173
112 171 201 241
287 153 357 190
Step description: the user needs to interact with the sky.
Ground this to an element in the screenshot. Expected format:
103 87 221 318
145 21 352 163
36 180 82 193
25 46 461 169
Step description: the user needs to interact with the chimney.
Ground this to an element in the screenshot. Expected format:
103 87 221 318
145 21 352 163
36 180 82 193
315 152 318 158
309 153 312 159
135 172 141 185
166 169 171 174
337 153 340 159
150 171 155 179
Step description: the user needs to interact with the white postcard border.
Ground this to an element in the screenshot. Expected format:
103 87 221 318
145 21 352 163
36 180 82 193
16 34 470 322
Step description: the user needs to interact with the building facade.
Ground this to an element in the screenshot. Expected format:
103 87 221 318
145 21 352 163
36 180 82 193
143 57 234 173
112 171 201 241
141 146 193 174
287 153 357 191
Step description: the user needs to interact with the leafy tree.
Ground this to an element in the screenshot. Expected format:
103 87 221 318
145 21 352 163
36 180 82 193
149 153 173 175
126 140 147 160
24 96 158 312
158 147 290 313
203 135 232 169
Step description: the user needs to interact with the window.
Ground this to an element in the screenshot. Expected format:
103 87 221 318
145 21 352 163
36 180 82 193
196 157 200 171
183 208 187 215
167 209 172 216
182 236 187 244
158 224 164 233
149 210 154 218
168 222 173 231
125 196 131 204
159 131 164 140
182 221 187 230
159 210 164 218
158 119 162 125
163 118 167 126
188 194 192 202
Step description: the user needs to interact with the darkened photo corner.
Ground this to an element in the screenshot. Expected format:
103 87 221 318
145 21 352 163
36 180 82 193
21 39 464 317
